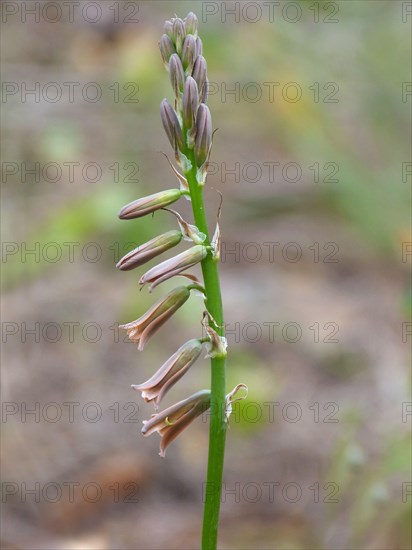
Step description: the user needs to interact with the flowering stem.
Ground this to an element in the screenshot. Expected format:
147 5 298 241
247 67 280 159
183 148 226 550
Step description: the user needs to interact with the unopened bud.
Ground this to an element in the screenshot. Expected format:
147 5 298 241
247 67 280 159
159 34 176 68
194 104 212 167
164 20 174 39
183 76 199 130
184 12 198 36
192 55 208 104
116 230 183 270
201 78 209 103
172 18 185 55
169 53 185 97
195 37 203 57
160 98 184 151
118 189 182 220
181 35 197 74
140 245 208 290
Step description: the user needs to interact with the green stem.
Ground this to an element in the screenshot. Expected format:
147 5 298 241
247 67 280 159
183 147 227 550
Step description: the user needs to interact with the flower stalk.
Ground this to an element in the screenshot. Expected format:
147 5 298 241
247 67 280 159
117 12 246 550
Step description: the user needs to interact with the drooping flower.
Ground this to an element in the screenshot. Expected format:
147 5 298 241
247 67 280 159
116 230 183 271
132 339 203 409
120 286 191 351
139 244 208 291
142 389 211 457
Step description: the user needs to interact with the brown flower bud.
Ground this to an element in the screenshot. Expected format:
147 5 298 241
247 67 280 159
163 20 174 39
160 98 184 151
182 76 199 130
139 245 208 291
195 36 203 57
169 53 185 97
116 230 183 271
184 12 198 36
194 104 212 167
118 189 182 220
181 35 197 73
159 34 176 68
172 18 185 54
192 55 208 104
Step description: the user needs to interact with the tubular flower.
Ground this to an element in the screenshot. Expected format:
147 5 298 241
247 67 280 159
139 245 208 291
118 189 183 220
132 339 203 409
120 286 190 351
142 389 211 457
116 230 183 271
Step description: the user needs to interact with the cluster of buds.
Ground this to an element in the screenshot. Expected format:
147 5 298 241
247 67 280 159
117 13 246 457
159 13 212 183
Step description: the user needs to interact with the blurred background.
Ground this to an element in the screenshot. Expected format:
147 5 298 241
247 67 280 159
1 1 411 548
